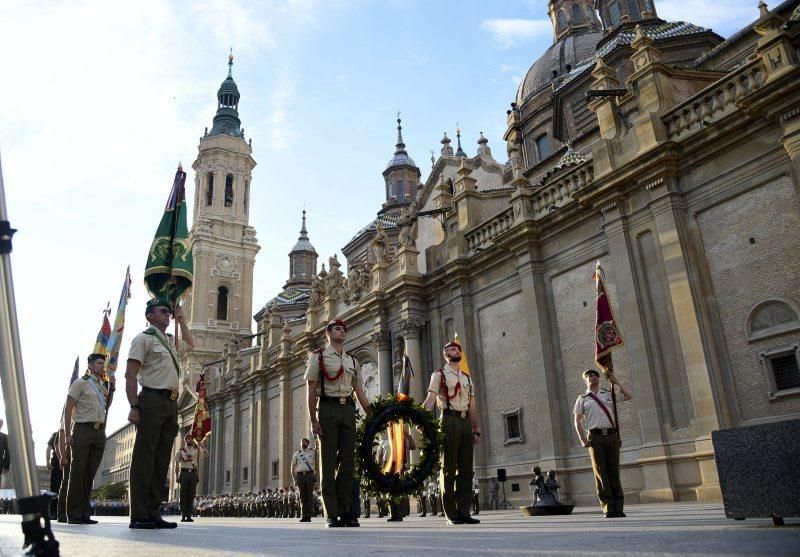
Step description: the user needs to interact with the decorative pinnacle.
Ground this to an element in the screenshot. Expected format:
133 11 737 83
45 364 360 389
228 49 234 77
396 112 405 151
300 209 308 236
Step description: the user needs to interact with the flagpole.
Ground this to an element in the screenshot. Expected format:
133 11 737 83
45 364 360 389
0 151 59 553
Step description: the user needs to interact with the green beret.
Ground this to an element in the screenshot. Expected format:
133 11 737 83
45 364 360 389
145 298 172 314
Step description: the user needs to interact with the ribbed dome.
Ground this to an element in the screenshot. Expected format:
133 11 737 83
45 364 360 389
217 75 240 99
385 151 416 170
515 30 602 105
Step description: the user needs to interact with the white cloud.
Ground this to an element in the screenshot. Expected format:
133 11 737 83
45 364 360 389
480 18 552 49
657 0 760 37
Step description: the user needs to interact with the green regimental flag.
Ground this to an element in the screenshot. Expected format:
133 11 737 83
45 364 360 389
144 165 194 306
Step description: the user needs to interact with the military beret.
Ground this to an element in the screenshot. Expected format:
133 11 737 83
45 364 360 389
326 318 347 332
145 298 172 314
443 340 462 351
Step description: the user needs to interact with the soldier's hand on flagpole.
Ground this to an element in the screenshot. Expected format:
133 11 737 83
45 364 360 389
607 371 618 385
173 305 185 323
128 407 140 425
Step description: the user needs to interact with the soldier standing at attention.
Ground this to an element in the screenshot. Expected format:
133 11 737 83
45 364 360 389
305 318 370 527
574 368 633 518
423 341 481 525
63 353 114 524
174 433 199 522
126 299 194 529
290 437 317 522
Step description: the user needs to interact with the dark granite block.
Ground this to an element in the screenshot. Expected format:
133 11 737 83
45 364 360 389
712 419 800 519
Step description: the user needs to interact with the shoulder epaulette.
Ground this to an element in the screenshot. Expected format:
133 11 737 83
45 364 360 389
82 375 89 381
143 328 155 335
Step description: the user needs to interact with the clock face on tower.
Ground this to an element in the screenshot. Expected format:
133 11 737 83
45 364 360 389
362 362 379 402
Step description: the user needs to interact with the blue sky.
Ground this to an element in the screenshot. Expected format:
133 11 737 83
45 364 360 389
0 0 766 463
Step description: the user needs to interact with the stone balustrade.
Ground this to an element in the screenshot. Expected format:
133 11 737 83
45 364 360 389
664 60 766 140
465 208 514 251
530 163 594 218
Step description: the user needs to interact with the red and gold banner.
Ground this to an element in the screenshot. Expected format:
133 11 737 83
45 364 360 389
594 261 624 371
190 374 211 442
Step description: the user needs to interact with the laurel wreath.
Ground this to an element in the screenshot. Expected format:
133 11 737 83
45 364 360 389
356 395 442 500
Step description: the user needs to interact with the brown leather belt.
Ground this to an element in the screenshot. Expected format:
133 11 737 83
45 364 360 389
142 386 179 400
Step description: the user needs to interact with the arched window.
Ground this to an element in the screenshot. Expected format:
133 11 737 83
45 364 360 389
224 174 234 207
571 4 583 22
217 286 229 321
206 173 214 206
395 180 404 200
535 134 551 161
557 10 567 32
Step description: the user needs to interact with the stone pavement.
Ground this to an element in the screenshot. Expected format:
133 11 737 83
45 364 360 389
0 503 797 556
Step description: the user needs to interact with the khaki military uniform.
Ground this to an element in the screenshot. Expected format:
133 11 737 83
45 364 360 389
304 345 361 519
428 366 475 522
128 326 182 521
291 447 316 520
574 388 626 515
176 445 199 517
66 375 107 521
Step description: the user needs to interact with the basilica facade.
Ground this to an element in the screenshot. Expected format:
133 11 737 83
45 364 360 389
174 0 800 507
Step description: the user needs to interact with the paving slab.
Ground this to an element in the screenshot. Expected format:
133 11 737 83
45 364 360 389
0 503 798 556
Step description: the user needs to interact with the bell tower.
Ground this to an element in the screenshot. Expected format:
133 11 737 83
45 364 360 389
185 53 261 387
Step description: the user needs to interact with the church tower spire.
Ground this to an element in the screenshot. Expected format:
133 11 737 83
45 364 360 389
285 210 317 288
381 113 421 213
186 53 260 393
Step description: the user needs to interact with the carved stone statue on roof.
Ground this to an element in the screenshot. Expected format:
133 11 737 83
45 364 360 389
371 220 390 264
308 274 322 309
397 207 418 249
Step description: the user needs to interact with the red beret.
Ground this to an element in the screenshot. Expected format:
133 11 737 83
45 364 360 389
326 319 347 332
443 341 462 351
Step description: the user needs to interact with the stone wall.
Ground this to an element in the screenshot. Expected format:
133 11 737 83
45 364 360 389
697 175 800 423
477 292 541 465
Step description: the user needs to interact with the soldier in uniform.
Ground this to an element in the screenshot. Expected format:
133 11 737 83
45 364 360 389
472 475 480 515
423 341 481 525
55 413 71 522
573 368 633 518
174 433 199 522
305 318 370 527
45 430 62 519
126 299 194 529
63 353 114 524
290 437 316 522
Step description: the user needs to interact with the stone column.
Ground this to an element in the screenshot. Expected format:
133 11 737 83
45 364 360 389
400 319 425 403
647 182 722 501
601 200 677 502
231 391 241 492
255 379 268 490
213 403 224 494
278 366 292 487
372 331 393 395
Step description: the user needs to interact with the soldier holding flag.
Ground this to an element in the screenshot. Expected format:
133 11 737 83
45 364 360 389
573 262 633 518
127 165 195 529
